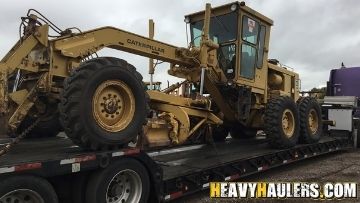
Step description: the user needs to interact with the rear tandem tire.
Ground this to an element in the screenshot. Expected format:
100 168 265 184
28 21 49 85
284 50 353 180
264 96 300 149
298 97 323 144
59 57 149 150
86 158 150 203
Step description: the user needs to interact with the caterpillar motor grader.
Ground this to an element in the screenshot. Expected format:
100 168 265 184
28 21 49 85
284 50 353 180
0 2 322 151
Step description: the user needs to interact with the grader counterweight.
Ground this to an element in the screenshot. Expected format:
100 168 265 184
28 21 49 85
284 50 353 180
0 2 323 152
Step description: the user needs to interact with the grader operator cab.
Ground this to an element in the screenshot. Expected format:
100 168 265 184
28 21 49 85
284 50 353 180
0 2 322 154
180 2 322 147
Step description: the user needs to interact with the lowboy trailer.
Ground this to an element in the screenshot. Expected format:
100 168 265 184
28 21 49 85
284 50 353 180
0 133 354 203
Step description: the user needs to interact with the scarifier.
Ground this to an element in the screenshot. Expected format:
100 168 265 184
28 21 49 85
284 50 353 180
0 2 323 151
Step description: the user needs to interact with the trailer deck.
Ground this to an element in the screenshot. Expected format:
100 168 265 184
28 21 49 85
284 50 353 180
156 136 346 180
0 133 353 202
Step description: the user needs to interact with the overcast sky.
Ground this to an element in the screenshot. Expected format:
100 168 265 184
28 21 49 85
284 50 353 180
1 0 360 90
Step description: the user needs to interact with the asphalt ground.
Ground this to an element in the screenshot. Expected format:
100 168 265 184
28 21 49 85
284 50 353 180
173 149 360 203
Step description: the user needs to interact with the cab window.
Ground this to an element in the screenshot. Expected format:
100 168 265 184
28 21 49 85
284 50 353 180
240 44 256 79
218 44 236 79
190 12 238 47
257 25 266 68
242 16 259 44
240 16 259 79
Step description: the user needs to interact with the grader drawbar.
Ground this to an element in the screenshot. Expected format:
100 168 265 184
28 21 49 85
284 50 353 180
0 2 323 152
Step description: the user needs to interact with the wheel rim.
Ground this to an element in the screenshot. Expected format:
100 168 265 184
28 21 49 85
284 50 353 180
308 109 319 134
106 169 142 203
282 109 295 138
0 189 45 203
93 80 135 132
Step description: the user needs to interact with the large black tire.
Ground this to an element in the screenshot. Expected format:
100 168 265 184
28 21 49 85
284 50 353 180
0 175 58 203
230 125 257 139
298 97 323 143
59 57 148 150
17 112 62 138
212 125 229 142
264 96 300 149
86 158 150 203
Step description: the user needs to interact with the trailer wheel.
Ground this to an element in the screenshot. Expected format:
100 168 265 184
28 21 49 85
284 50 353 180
298 97 323 143
86 158 150 203
0 175 58 203
264 96 300 148
212 126 229 142
59 57 148 150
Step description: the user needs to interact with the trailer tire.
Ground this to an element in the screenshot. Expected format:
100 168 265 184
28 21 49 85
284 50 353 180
298 97 323 143
59 57 149 150
212 126 229 142
0 175 58 203
264 96 300 148
86 158 150 203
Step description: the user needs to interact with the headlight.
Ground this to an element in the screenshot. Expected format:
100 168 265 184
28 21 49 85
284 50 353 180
230 4 238 11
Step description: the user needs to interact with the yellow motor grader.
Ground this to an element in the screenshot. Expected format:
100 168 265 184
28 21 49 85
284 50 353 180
0 2 322 151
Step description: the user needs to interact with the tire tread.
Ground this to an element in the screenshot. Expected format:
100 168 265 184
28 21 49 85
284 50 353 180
59 57 148 150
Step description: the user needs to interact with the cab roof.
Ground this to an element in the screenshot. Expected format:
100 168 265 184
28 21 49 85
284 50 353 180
185 1 273 26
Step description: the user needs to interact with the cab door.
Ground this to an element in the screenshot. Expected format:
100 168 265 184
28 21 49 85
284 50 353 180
237 14 267 90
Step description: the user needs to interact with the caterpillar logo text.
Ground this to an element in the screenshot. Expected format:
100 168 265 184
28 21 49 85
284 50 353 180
127 39 165 53
210 182 357 199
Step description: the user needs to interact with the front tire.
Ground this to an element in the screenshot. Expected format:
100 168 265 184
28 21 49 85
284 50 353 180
298 97 323 143
264 96 300 149
59 57 148 150
86 158 150 203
